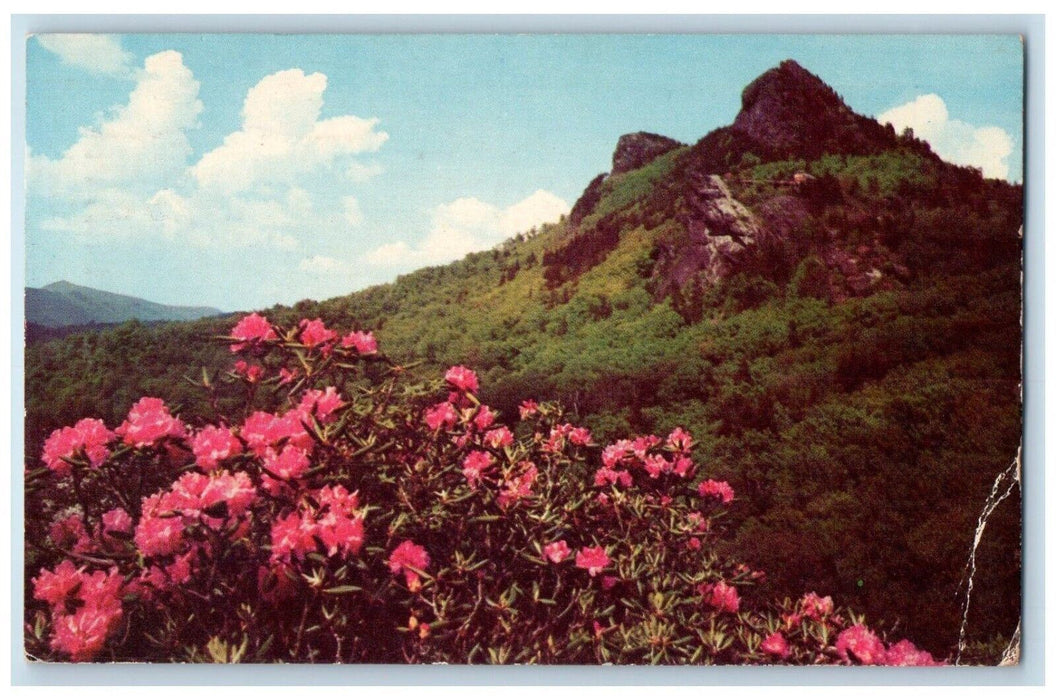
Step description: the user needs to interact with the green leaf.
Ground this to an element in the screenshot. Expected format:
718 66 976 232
323 585 363 595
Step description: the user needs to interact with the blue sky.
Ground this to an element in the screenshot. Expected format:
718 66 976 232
25 34 1023 311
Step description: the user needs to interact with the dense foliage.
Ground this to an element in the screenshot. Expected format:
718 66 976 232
27 316 946 664
25 93 1022 662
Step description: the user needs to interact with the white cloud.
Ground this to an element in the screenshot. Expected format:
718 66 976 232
878 94 1014 180
29 50 202 197
28 56 386 254
36 34 133 77
192 69 388 194
366 189 568 267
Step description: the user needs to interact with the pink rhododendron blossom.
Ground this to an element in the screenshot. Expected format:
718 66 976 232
518 400 539 419
233 360 265 382
134 514 185 558
263 445 311 481
240 410 313 458
687 536 702 551
601 439 634 468
278 367 299 385
444 365 479 394
800 591 834 620
269 485 364 564
484 426 514 449
631 435 661 459
41 418 114 474
594 467 632 488
388 540 430 590
299 387 345 423
164 549 196 586
269 512 317 564
299 318 338 349
34 564 125 660
761 632 791 659
424 402 458 431
462 450 494 488
835 624 887 665
643 454 671 479
885 639 942 666
541 425 569 453
672 456 695 478
135 471 257 558
340 330 378 354
32 560 83 607
312 485 365 558
666 426 694 452
685 511 710 533
191 425 242 471
473 405 496 430
115 397 186 448
698 479 735 504
575 546 610 576
544 540 571 563
198 471 257 518
50 605 120 661
568 426 593 446
498 463 538 509
229 313 277 353
101 508 133 535
47 567 125 661
701 581 740 613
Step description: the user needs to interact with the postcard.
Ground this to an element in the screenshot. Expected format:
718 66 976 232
23 33 1023 666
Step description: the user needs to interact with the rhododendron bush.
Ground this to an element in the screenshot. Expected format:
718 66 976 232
25 315 941 665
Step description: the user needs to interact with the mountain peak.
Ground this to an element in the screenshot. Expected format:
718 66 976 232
732 60 896 159
43 280 79 292
27 281 224 329
611 132 685 175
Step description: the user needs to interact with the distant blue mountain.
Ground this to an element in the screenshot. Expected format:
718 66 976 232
26 281 224 328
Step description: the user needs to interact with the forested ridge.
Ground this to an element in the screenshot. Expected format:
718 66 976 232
25 60 1021 660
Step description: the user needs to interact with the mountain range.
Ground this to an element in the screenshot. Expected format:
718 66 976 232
24 60 1022 661
25 280 223 330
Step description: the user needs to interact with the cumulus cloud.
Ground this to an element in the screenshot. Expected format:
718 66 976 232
28 55 385 252
29 50 203 197
36 34 133 77
878 94 1014 180
192 69 388 194
367 189 569 267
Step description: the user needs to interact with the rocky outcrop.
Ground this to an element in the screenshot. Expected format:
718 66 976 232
611 132 684 175
651 170 763 298
731 60 897 159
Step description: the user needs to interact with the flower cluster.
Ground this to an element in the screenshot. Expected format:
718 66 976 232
41 418 114 474
33 562 125 661
270 485 365 565
115 397 186 448
594 427 698 488
388 540 430 591
834 624 940 666
229 312 277 352
135 470 256 559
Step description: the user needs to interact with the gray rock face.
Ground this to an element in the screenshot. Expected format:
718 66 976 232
611 132 684 175
652 171 763 298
